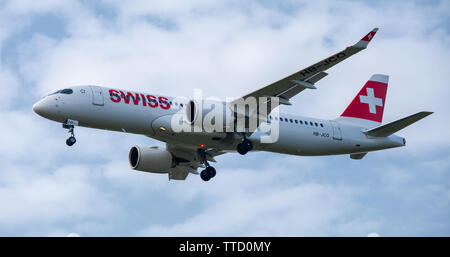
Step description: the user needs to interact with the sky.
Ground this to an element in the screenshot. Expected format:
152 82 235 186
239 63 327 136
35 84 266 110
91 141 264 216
0 0 449 236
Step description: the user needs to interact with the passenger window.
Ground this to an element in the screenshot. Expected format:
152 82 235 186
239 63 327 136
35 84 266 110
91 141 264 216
280 118 283 121
315 122 318 127
320 123 324 127
299 120 303 124
295 120 298 124
290 119 293 123
180 103 183 107
310 122 313 126
304 121 308 125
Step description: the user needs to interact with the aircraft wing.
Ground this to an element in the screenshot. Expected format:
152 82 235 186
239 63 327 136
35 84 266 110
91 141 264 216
166 143 227 180
231 28 379 114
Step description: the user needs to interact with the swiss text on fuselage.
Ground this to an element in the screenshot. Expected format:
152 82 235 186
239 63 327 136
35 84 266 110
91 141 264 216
109 89 171 109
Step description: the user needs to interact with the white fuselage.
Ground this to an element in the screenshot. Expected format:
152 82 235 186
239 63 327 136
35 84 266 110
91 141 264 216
33 85 405 156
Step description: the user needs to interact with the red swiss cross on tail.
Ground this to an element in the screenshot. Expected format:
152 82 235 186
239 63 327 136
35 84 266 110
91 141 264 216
341 74 388 123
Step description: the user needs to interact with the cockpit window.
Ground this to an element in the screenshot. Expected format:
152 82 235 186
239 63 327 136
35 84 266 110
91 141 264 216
47 88 73 96
60 89 73 94
48 90 61 96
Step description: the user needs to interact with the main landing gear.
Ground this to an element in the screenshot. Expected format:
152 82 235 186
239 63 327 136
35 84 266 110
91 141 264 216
198 149 216 182
63 121 77 146
200 166 216 182
236 133 253 155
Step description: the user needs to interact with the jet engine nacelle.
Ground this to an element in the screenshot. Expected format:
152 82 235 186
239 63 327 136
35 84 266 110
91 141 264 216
184 99 234 131
128 145 173 173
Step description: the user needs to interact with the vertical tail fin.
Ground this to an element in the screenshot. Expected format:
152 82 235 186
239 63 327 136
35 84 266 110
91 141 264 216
340 74 388 125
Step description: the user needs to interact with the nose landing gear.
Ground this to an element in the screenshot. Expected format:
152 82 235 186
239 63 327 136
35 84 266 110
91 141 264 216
63 119 78 146
65 127 76 146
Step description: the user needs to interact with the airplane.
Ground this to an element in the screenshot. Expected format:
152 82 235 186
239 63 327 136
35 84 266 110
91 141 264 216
32 28 432 182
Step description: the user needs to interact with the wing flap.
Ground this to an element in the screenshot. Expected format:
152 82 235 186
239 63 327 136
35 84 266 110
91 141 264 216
278 72 328 100
306 71 329 84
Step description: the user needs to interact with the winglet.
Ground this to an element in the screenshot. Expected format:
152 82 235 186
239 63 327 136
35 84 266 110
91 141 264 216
353 28 378 49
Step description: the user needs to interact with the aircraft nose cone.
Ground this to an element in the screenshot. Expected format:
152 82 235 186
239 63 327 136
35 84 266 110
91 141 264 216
32 101 41 114
32 98 54 118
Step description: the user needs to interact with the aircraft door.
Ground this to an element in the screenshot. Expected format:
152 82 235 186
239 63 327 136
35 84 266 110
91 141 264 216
330 121 342 140
89 86 105 106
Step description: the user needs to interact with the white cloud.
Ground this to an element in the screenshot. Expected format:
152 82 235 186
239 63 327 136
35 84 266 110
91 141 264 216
5 0 78 14
138 167 376 236
0 163 118 233
0 68 20 109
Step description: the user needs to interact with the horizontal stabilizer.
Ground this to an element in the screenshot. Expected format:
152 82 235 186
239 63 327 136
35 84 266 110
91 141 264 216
364 111 433 137
350 152 367 159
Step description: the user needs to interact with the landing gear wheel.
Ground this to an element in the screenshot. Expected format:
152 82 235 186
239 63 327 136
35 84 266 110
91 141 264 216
237 138 253 155
243 139 253 151
205 166 216 178
198 149 216 182
66 136 76 146
200 169 211 181
237 143 248 155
